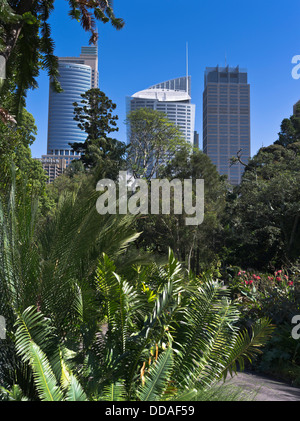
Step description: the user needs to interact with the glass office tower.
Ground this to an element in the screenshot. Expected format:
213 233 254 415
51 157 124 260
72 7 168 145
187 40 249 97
47 62 91 156
47 46 98 157
203 66 250 185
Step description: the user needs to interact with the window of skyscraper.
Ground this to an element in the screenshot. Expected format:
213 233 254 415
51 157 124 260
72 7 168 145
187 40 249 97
208 116 218 124
220 73 228 83
239 73 248 83
219 106 228 114
240 116 249 123
207 71 218 82
230 73 238 83
240 106 249 114
220 87 228 94
220 125 228 134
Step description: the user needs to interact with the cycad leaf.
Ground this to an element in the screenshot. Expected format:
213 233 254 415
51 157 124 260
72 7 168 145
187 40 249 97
14 307 64 401
222 317 274 380
28 342 64 401
137 346 174 401
65 375 87 401
101 381 127 401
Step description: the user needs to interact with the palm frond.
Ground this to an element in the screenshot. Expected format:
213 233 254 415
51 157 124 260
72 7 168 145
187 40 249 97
100 381 127 401
27 342 64 401
65 374 87 401
137 345 174 401
221 317 275 380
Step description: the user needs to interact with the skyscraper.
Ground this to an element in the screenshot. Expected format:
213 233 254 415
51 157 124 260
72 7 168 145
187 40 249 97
127 76 196 146
203 66 250 185
47 46 99 158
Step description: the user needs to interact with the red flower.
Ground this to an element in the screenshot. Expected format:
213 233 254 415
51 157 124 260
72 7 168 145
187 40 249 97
276 277 281 281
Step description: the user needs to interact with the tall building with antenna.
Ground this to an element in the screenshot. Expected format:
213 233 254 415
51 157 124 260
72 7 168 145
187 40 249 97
127 44 196 146
127 76 196 146
203 65 250 185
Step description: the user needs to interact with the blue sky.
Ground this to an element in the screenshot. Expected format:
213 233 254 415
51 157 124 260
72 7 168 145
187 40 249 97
27 0 300 159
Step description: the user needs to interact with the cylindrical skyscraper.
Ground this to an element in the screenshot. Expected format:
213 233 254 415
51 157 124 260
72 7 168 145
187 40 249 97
47 62 91 156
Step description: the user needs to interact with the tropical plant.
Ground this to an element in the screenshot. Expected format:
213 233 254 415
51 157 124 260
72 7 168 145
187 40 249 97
1 248 274 401
0 174 142 391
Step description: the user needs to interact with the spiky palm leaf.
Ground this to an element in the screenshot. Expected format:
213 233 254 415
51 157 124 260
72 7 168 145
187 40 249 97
14 306 87 401
14 307 63 401
100 381 127 401
136 345 174 401
172 280 274 390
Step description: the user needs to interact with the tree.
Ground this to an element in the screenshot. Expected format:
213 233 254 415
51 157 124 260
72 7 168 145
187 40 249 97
224 142 300 269
126 108 189 180
71 88 127 179
274 102 300 147
0 0 124 117
135 148 227 273
0 108 48 200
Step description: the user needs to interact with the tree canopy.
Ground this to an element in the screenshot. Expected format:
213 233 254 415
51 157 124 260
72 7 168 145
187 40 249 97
71 88 127 179
126 108 189 180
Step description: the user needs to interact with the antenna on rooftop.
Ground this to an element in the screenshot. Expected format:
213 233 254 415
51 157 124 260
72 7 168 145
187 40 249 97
186 42 189 95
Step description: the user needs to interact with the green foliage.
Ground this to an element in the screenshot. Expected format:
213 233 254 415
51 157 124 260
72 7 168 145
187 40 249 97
126 108 189 179
0 0 124 117
0 110 48 201
1 240 274 401
135 148 227 273
136 346 174 401
275 103 300 147
224 142 300 269
71 88 127 178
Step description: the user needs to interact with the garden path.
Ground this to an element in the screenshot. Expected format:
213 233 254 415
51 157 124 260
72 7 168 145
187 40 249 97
224 371 300 401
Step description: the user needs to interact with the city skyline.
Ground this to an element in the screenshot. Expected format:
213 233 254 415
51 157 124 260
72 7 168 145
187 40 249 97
27 0 300 162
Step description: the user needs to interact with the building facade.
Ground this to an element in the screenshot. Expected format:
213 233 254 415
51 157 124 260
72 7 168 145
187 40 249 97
35 156 68 184
47 46 99 160
203 66 250 185
127 76 196 146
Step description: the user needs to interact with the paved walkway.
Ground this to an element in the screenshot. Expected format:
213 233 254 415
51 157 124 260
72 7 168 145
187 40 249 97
224 371 300 401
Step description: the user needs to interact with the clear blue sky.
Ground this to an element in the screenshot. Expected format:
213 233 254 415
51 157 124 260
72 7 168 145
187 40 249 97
27 0 300 159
